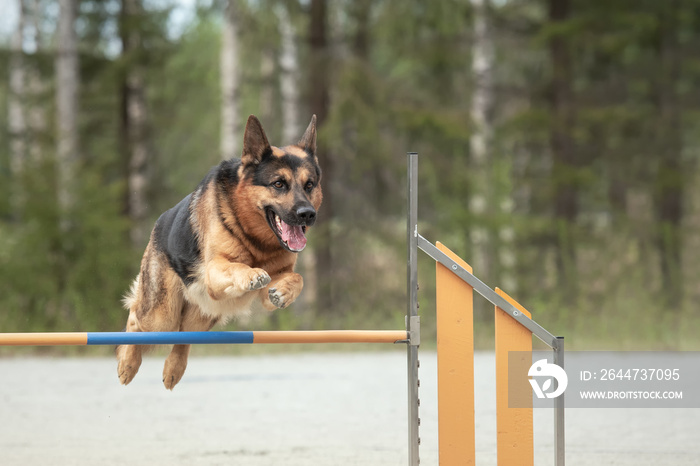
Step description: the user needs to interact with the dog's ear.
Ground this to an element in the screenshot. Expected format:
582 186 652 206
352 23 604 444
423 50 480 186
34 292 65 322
241 115 272 166
298 115 317 155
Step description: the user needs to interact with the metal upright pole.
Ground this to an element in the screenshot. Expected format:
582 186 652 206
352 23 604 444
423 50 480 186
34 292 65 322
407 152 420 466
553 336 565 466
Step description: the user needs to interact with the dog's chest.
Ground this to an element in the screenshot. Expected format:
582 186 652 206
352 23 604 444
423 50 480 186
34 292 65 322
183 277 263 319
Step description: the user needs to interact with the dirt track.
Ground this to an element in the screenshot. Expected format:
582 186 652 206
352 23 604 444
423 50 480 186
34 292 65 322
1 351 698 465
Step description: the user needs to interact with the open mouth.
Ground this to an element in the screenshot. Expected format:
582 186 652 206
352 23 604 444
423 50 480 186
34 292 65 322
266 208 308 252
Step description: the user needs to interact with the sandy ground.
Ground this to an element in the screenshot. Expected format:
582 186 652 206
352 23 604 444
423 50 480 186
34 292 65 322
1 351 698 465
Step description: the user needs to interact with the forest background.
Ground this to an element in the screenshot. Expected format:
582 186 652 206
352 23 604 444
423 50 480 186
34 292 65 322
1 0 699 352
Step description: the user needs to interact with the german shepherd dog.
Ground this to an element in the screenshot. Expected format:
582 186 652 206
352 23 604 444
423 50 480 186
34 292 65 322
117 115 322 389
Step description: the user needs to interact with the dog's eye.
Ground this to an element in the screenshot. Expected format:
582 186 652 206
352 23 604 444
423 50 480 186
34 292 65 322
272 180 286 190
305 181 314 192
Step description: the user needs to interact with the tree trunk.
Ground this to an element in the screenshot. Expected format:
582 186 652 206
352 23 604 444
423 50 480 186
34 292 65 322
350 0 371 60
8 0 27 219
56 0 79 228
548 0 578 290
653 1 683 307
10 0 49 215
275 2 318 319
221 0 241 160
277 3 300 144
469 0 494 287
259 46 275 130
121 0 153 247
308 0 334 317
26 0 48 166
608 164 627 216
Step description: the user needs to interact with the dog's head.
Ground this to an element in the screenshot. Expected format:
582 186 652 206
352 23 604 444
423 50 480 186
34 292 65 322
236 115 323 253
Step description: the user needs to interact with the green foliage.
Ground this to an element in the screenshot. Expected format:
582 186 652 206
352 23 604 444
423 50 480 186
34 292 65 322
0 155 136 333
150 17 222 208
1 0 700 351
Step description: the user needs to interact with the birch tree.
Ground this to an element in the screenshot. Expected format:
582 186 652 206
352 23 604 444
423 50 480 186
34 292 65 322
277 2 300 144
55 0 79 227
25 0 48 166
221 0 241 160
469 0 494 285
121 0 153 247
259 46 275 128
8 0 27 218
276 2 318 314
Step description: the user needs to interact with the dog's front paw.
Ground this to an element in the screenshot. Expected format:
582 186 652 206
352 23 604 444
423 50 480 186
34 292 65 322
223 268 271 297
265 274 303 310
268 287 289 309
246 268 271 291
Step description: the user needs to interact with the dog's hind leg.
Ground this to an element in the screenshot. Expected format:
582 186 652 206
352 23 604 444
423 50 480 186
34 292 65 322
162 304 218 390
116 310 151 385
117 257 185 386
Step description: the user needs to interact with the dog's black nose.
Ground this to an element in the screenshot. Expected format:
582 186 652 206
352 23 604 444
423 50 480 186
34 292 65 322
296 206 316 224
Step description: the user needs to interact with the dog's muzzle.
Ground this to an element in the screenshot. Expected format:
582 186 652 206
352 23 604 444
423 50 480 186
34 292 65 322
295 205 316 226
266 205 316 253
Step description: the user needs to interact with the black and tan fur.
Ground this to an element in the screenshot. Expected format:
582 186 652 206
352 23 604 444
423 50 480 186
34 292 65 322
117 115 322 389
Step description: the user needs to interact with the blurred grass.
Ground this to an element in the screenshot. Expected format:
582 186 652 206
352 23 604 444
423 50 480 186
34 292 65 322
2 293 698 358
2 223 699 357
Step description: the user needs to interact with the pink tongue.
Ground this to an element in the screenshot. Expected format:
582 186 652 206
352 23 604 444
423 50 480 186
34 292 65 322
280 220 307 251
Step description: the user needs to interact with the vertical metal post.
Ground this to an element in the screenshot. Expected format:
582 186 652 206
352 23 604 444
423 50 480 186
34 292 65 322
407 152 420 466
553 336 565 466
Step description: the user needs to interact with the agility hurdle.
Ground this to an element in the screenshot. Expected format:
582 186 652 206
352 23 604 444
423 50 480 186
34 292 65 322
0 153 564 466
405 152 565 466
0 330 407 346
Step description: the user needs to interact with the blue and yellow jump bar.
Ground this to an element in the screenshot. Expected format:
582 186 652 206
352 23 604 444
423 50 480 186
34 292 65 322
0 330 409 346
